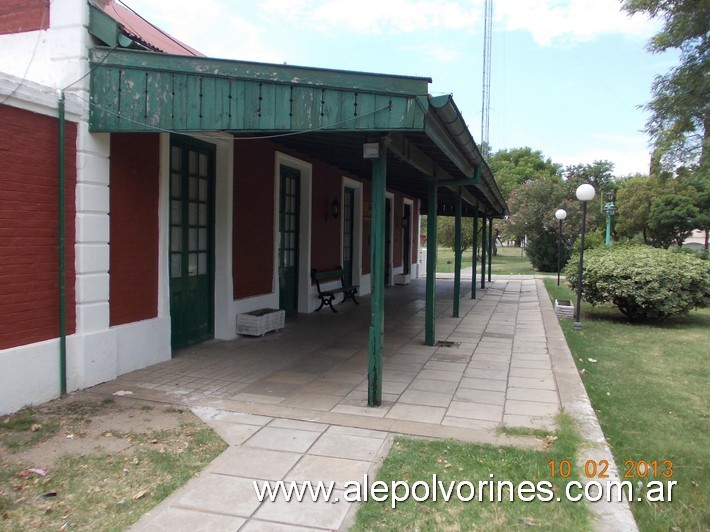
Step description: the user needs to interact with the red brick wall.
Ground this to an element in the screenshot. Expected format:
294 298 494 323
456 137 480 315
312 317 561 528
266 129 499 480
310 160 342 271
234 140 412 295
0 104 76 350
393 196 403 268
362 181 372 275
109 134 160 326
411 202 419 264
233 141 276 299
0 0 49 34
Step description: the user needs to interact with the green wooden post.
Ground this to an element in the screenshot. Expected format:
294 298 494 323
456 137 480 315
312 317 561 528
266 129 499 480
488 216 493 283
425 180 438 346
453 194 462 317
480 215 487 289
368 143 386 407
471 214 478 299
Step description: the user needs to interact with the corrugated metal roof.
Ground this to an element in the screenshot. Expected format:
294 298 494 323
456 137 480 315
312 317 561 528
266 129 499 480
91 0 202 56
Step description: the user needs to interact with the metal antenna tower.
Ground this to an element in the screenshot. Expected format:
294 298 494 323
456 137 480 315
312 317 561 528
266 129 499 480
480 0 492 158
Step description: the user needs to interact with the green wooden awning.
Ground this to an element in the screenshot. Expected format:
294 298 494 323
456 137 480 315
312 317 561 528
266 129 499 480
88 47 506 217
89 48 429 134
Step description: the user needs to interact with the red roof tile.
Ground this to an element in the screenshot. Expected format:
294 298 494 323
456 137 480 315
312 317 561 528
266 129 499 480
93 0 203 56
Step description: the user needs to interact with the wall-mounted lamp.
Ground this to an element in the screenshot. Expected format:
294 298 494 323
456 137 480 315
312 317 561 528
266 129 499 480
401 215 408 228
363 142 380 159
327 197 340 221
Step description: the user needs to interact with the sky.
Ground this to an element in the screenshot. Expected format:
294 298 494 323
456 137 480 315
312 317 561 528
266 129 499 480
119 0 677 176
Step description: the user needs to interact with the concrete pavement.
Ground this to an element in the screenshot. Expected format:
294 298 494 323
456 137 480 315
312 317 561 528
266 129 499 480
85 276 636 530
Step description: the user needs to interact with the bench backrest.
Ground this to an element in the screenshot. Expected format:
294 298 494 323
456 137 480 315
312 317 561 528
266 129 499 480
311 268 345 293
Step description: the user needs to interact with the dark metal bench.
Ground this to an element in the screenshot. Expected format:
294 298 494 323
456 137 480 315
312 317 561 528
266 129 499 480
311 267 359 313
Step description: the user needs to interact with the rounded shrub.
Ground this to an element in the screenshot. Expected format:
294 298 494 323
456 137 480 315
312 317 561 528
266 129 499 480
564 244 710 322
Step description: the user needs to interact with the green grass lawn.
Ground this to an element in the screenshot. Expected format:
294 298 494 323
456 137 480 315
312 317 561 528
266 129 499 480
436 245 536 275
352 415 592 531
544 279 710 531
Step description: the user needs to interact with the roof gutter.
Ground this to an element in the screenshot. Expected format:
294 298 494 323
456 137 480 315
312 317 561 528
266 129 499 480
424 94 480 179
425 94 507 216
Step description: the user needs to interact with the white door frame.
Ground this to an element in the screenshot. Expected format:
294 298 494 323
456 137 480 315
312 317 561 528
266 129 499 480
274 152 313 313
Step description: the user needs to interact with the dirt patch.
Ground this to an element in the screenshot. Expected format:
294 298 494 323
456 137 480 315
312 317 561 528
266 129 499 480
1 394 185 470
0 390 226 530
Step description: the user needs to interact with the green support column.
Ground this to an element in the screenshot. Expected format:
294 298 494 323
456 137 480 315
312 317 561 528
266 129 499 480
368 144 386 407
425 180 438 346
488 217 493 283
471 214 478 299
480 215 487 289
453 194 462 317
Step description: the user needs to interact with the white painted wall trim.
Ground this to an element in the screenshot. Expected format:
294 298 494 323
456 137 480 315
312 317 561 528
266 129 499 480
360 273 372 296
0 0 93 118
157 134 171 318
113 317 171 375
385 191 395 284
341 177 364 289
159 132 235 340
0 73 82 119
403 197 415 276
273 152 313 313
0 339 63 415
413 199 421 278
210 134 234 340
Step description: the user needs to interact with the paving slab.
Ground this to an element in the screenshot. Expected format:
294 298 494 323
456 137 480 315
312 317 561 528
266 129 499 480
244 426 322 453
210 447 302 480
134 507 245 531
173 474 261 517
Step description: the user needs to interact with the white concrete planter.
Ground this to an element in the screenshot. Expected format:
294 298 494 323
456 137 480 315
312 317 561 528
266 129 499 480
237 308 285 336
394 273 411 285
554 299 574 319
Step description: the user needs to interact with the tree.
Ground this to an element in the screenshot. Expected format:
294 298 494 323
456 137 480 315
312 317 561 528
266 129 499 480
615 172 707 247
685 172 710 248
506 179 579 271
621 0 709 171
487 147 561 202
615 174 659 243
563 160 617 192
648 193 700 248
438 216 473 253
563 160 619 235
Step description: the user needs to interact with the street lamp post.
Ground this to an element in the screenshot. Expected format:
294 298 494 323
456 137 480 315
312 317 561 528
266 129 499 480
555 208 567 286
574 184 595 331
603 191 616 247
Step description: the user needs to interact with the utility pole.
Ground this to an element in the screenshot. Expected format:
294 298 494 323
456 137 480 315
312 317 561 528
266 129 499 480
481 0 493 158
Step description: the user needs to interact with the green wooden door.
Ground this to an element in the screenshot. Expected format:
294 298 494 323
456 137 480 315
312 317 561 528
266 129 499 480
279 165 300 315
342 187 355 287
402 203 411 275
169 137 214 349
385 198 392 285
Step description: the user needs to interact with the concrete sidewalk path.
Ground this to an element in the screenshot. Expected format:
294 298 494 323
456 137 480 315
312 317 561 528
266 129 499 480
101 277 637 531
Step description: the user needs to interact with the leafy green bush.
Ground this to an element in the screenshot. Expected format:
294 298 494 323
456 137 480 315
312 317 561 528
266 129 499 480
526 229 572 273
564 244 710 322
572 228 605 253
